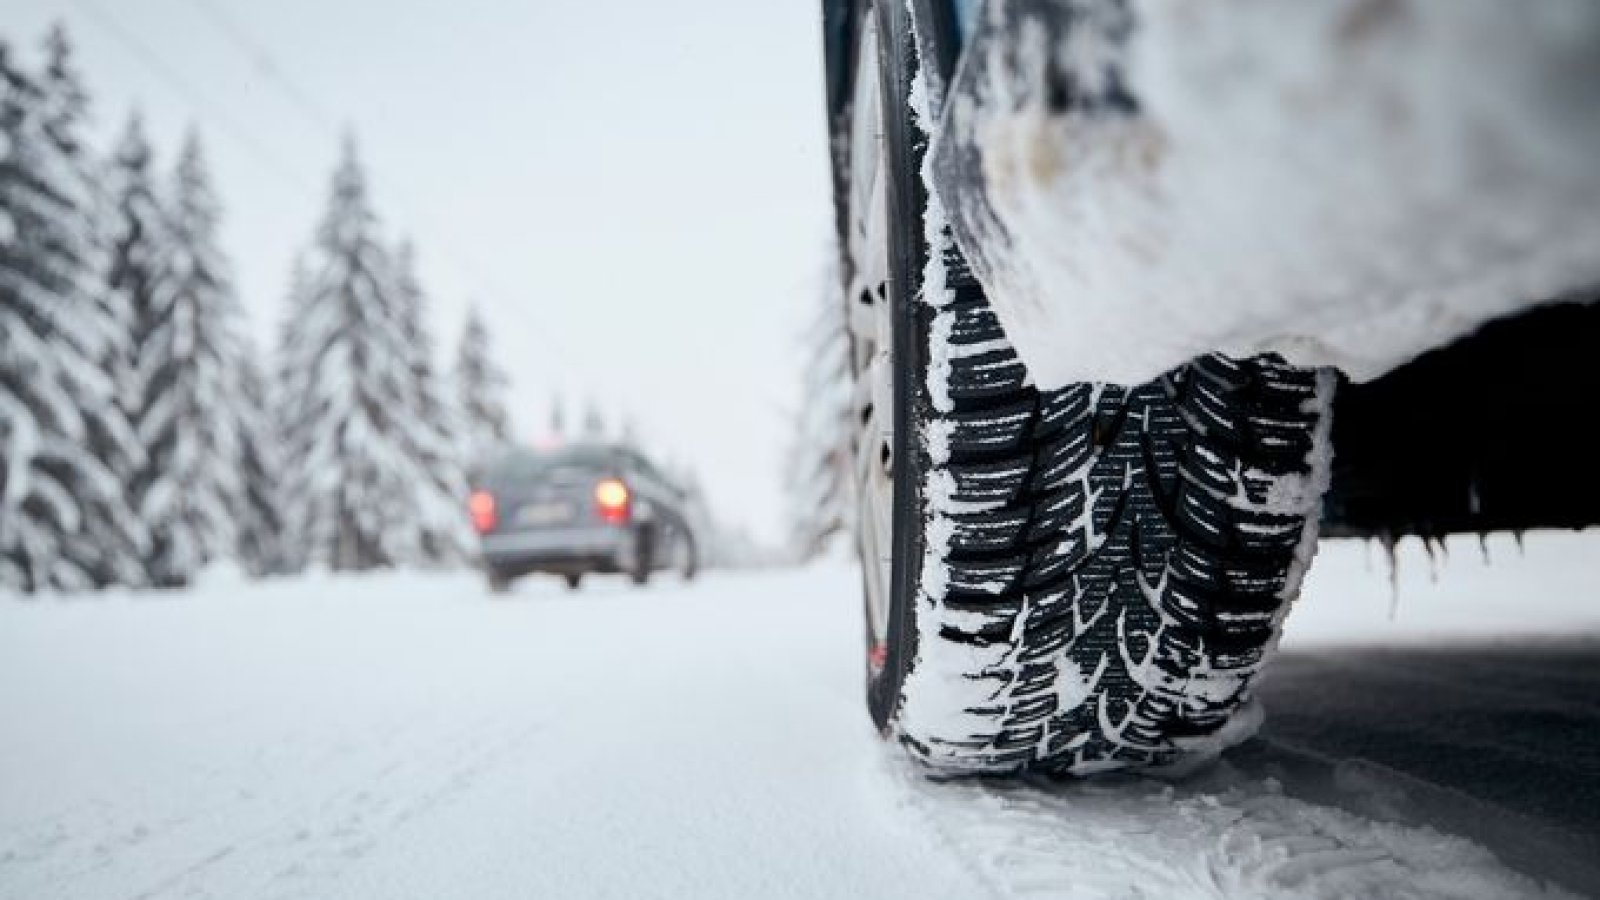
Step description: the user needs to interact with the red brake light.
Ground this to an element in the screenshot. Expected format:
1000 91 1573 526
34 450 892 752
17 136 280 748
469 490 497 533
594 478 630 523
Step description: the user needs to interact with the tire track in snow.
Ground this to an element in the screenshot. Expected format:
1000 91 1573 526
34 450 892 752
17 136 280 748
258 717 547 896
0 716 418 887
1 714 546 900
1227 738 1600 900
879 749 1578 900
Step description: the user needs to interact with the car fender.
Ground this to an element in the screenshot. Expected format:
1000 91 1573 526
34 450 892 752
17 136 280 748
930 0 1600 387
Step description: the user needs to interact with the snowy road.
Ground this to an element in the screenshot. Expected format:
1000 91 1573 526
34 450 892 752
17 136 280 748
2 533 1597 900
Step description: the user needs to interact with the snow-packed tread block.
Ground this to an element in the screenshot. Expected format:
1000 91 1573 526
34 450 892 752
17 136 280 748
946 508 1032 553
947 349 1030 402
943 555 1026 597
940 399 1036 461
899 226 1333 776
944 457 1033 508
947 304 1009 345
941 302 1028 401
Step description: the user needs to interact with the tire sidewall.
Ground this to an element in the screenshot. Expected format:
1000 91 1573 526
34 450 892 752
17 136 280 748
863 0 930 733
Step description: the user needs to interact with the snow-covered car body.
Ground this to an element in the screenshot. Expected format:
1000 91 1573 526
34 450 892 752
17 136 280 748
929 0 1600 388
827 0 1600 539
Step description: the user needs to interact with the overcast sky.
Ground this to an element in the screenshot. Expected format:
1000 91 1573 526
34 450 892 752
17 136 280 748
9 0 834 544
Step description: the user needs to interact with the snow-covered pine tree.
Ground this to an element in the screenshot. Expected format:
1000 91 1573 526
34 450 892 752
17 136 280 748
37 25 87 162
272 259 315 574
783 274 854 562
0 35 143 592
40 27 150 589
235 341 288 577
581 402 605 441
390 241 471 565
451 304 509 473
122 130 248 587
277 140 465 572
106 115 198 588
548 396 565 440
44 33 152 589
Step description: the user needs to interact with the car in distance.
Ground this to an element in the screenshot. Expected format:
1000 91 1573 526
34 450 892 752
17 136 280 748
469 443 698 592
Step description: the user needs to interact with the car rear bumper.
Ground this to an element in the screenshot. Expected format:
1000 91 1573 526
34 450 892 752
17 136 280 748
481 525 633 576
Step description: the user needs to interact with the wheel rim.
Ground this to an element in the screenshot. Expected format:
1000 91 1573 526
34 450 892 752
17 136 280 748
846 11 896 677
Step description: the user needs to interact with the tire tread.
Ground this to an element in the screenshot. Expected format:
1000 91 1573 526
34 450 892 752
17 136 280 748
900 239 1333 774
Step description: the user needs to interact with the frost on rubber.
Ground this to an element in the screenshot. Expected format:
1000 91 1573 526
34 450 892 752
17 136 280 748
895 219 1336 775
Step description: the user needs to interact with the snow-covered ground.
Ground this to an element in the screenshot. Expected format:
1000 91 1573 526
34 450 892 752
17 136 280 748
2 532 1596 899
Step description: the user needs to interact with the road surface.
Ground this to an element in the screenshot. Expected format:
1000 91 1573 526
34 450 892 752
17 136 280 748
1 532 1596 899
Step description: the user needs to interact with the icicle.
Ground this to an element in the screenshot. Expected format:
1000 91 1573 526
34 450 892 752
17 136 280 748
1478 531 1491 566
1427 531 1452 582
1420 534 1443 584
1381 531 1401 621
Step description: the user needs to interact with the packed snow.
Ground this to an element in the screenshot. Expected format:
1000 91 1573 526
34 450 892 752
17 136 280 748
2 531 1597 899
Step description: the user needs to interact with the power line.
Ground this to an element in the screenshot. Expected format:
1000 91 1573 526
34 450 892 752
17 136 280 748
69 0 578 384
171 0 579 374
66 0 315 193
182 0 340 136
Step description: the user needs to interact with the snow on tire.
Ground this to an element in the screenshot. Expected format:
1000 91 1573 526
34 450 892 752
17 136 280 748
898 226 1336 774
842 0 1337 776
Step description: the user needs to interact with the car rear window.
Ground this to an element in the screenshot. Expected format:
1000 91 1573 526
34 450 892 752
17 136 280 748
487 446 615 484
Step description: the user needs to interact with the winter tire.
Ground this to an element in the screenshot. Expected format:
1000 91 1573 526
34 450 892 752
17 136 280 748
837 0 1336 775
487 570 512 595
564 572 583 591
